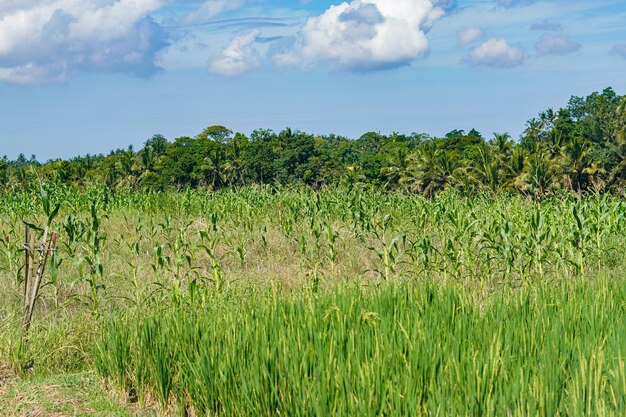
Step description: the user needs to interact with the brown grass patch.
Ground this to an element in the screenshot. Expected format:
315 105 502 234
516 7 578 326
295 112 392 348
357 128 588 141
0 364 16 392
0 372 158 417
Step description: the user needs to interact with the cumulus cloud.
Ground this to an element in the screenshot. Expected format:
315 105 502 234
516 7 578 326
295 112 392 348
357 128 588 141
0 0 168 84
209 30 261 76
0 63 67 85
535 34 580 56
468 38 524 68
275 0 445 71
457 28 484 46
611 43 626 59
530 20 563 32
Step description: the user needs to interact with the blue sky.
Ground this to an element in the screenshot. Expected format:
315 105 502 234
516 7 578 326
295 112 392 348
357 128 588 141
0 0 625 160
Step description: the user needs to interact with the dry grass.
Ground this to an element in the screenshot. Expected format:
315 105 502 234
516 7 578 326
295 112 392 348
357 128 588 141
0 365 16 398
0 372 156 417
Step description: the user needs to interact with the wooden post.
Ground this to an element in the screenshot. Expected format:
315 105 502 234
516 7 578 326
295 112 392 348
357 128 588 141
23 226 52 336
23 224 30 316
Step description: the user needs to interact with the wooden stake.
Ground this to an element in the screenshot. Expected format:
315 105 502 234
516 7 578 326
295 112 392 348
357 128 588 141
23 226 51 335
23 224 30 315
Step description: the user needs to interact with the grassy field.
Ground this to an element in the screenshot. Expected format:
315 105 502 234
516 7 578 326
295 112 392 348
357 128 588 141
0 370 156 416
1 186 626 415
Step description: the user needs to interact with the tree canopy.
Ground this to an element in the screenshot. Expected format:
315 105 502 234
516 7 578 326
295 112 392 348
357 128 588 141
3 88 625 197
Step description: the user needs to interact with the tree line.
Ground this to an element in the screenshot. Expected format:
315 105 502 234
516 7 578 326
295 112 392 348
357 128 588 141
2 88 625 196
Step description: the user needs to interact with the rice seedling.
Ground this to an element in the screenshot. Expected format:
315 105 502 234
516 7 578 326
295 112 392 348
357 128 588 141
94 280 626 417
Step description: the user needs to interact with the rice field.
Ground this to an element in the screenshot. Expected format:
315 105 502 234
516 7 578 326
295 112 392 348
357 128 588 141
97 281 626 417
1 185 626 415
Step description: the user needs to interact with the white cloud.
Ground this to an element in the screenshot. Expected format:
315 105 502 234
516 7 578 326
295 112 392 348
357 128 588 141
0 0 167 84
457 28 484 46
182 0 246 24
535 34 581 56
468 38 524 68
0 63 67 85
209 30 261 76
276 0 444 71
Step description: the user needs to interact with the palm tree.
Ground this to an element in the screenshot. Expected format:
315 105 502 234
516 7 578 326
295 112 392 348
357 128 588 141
473 144 502 195
617 96 626 140
607 97 626 187
521 119 542 150
539 108 556 130
507 147 529 192
381 146 409 189
140 146 156 172
140 134 168 173
401 144 464 197
201 146 226 189
547 128 566 159
526 151 559 197
491 132 513 158
224 138 246 186
115 148 137 187
583 162 606 192
466 133 516 194
562 135 591 192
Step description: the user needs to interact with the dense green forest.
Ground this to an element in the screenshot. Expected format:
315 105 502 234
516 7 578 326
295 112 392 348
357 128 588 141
2 88 625 195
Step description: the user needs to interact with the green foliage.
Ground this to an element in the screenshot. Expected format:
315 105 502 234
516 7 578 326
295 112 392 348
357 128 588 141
2 88 623 196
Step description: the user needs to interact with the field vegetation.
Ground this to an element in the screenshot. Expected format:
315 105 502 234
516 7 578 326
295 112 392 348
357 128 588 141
1 88 626 415
1 186 626 415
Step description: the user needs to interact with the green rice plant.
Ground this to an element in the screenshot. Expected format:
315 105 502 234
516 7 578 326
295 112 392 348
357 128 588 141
94 279 626 417
93 316 133 394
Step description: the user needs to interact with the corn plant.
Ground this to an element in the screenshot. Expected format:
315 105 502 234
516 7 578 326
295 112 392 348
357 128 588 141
368 215 405 281
81 201 106 317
